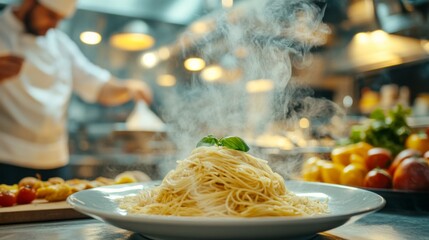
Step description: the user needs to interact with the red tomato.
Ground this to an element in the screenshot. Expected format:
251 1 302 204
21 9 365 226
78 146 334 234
364 168 392 189
0 191 17 207
366 148 392 170
389 149 422 175
16 186 36 204
393 157 429 191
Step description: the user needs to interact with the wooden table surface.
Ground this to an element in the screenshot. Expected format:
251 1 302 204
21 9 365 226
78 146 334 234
0 200 88 224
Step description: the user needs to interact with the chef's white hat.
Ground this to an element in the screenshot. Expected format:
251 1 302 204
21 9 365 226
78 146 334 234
38 0 78 17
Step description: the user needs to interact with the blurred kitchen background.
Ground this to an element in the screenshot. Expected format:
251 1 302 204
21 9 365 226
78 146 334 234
2 0 429 179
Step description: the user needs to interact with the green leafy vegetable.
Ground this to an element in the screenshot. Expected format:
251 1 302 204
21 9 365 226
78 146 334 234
196 135 250 152
349 105 411 155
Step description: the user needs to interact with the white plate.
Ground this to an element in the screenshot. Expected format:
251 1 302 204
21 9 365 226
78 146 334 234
67 181 385 240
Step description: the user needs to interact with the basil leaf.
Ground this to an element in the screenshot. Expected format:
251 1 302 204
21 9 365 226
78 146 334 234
196 135 219 147
218 136 250 152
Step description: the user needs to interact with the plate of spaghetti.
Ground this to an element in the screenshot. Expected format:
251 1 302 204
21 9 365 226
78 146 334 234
68 140 385 240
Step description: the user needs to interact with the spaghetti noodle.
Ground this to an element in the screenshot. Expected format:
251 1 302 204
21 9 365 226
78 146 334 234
119 146 328 217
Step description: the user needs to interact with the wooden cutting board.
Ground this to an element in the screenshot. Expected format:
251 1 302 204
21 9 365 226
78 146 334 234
0 199 89 225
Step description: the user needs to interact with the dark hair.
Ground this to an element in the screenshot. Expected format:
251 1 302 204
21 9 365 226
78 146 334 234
23 0 39 35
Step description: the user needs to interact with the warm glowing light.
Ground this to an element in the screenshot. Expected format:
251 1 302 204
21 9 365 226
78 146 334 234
354 32 370 44
371 30 389 43
422 40 429 53
80 31 102 45
140 52 159 68
343 95 353 108
222 0 234 8
254 134 294 150
246 79 274 93
184 57 206 71
349 30 411 71
369 52 401 66
200 65 224 82
354 30 389 45
234 47 248 58
157 74 176 87
110 33 155 51
299 118 310 129
158 47 171 60
190 21 210 34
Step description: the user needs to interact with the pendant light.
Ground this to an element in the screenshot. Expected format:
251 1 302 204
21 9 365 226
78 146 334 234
110 20 155 51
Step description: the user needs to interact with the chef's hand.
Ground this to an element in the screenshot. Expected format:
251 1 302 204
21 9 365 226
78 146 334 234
97 79 153 106
126 80 153 104
0 55 24 83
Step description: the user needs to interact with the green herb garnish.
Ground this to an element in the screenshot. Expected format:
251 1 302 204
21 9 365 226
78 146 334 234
218 136 250 152
196 135 250 152
196 135 219 147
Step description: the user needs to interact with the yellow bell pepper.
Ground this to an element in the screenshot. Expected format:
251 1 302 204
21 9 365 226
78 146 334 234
320 161 344 184
340 163 367 187
301 157 323 182
331 142 373 166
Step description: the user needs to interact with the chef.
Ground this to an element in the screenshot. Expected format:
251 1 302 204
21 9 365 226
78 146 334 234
0 0 152 184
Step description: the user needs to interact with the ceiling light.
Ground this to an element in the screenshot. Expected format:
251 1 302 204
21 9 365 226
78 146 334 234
80 31 102 45
190 21 210 34
158 47 171 60
222 0 234 8
343 95 353 108
157 74 176 87
246 79 274 93
200 65 224 82
299 118 310 129
184 57 206 71
140 52 159 68
110 20 155 51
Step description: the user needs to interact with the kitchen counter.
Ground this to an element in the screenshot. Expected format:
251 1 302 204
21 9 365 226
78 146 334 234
1 210 428 240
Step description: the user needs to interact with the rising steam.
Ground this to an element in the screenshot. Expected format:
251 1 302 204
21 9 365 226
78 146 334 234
159 0 342 175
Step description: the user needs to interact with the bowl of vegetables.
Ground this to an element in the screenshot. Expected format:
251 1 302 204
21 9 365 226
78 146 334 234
301 105 429 211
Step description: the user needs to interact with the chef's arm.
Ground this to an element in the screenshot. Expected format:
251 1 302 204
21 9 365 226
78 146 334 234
0 55 24 83
97 79 153 106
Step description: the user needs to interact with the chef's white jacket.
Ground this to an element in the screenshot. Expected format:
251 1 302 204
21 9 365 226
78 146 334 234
0 7 111 169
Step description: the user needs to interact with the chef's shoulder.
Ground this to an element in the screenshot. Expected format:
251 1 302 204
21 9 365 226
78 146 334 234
0 17 13 50
0 8 16 36
48 28 75 46
47 28 81 56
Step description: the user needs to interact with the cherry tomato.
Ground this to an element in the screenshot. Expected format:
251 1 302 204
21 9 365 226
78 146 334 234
365 148 392 170
364 168 392 189
16 186 36 204
0 191 17 207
